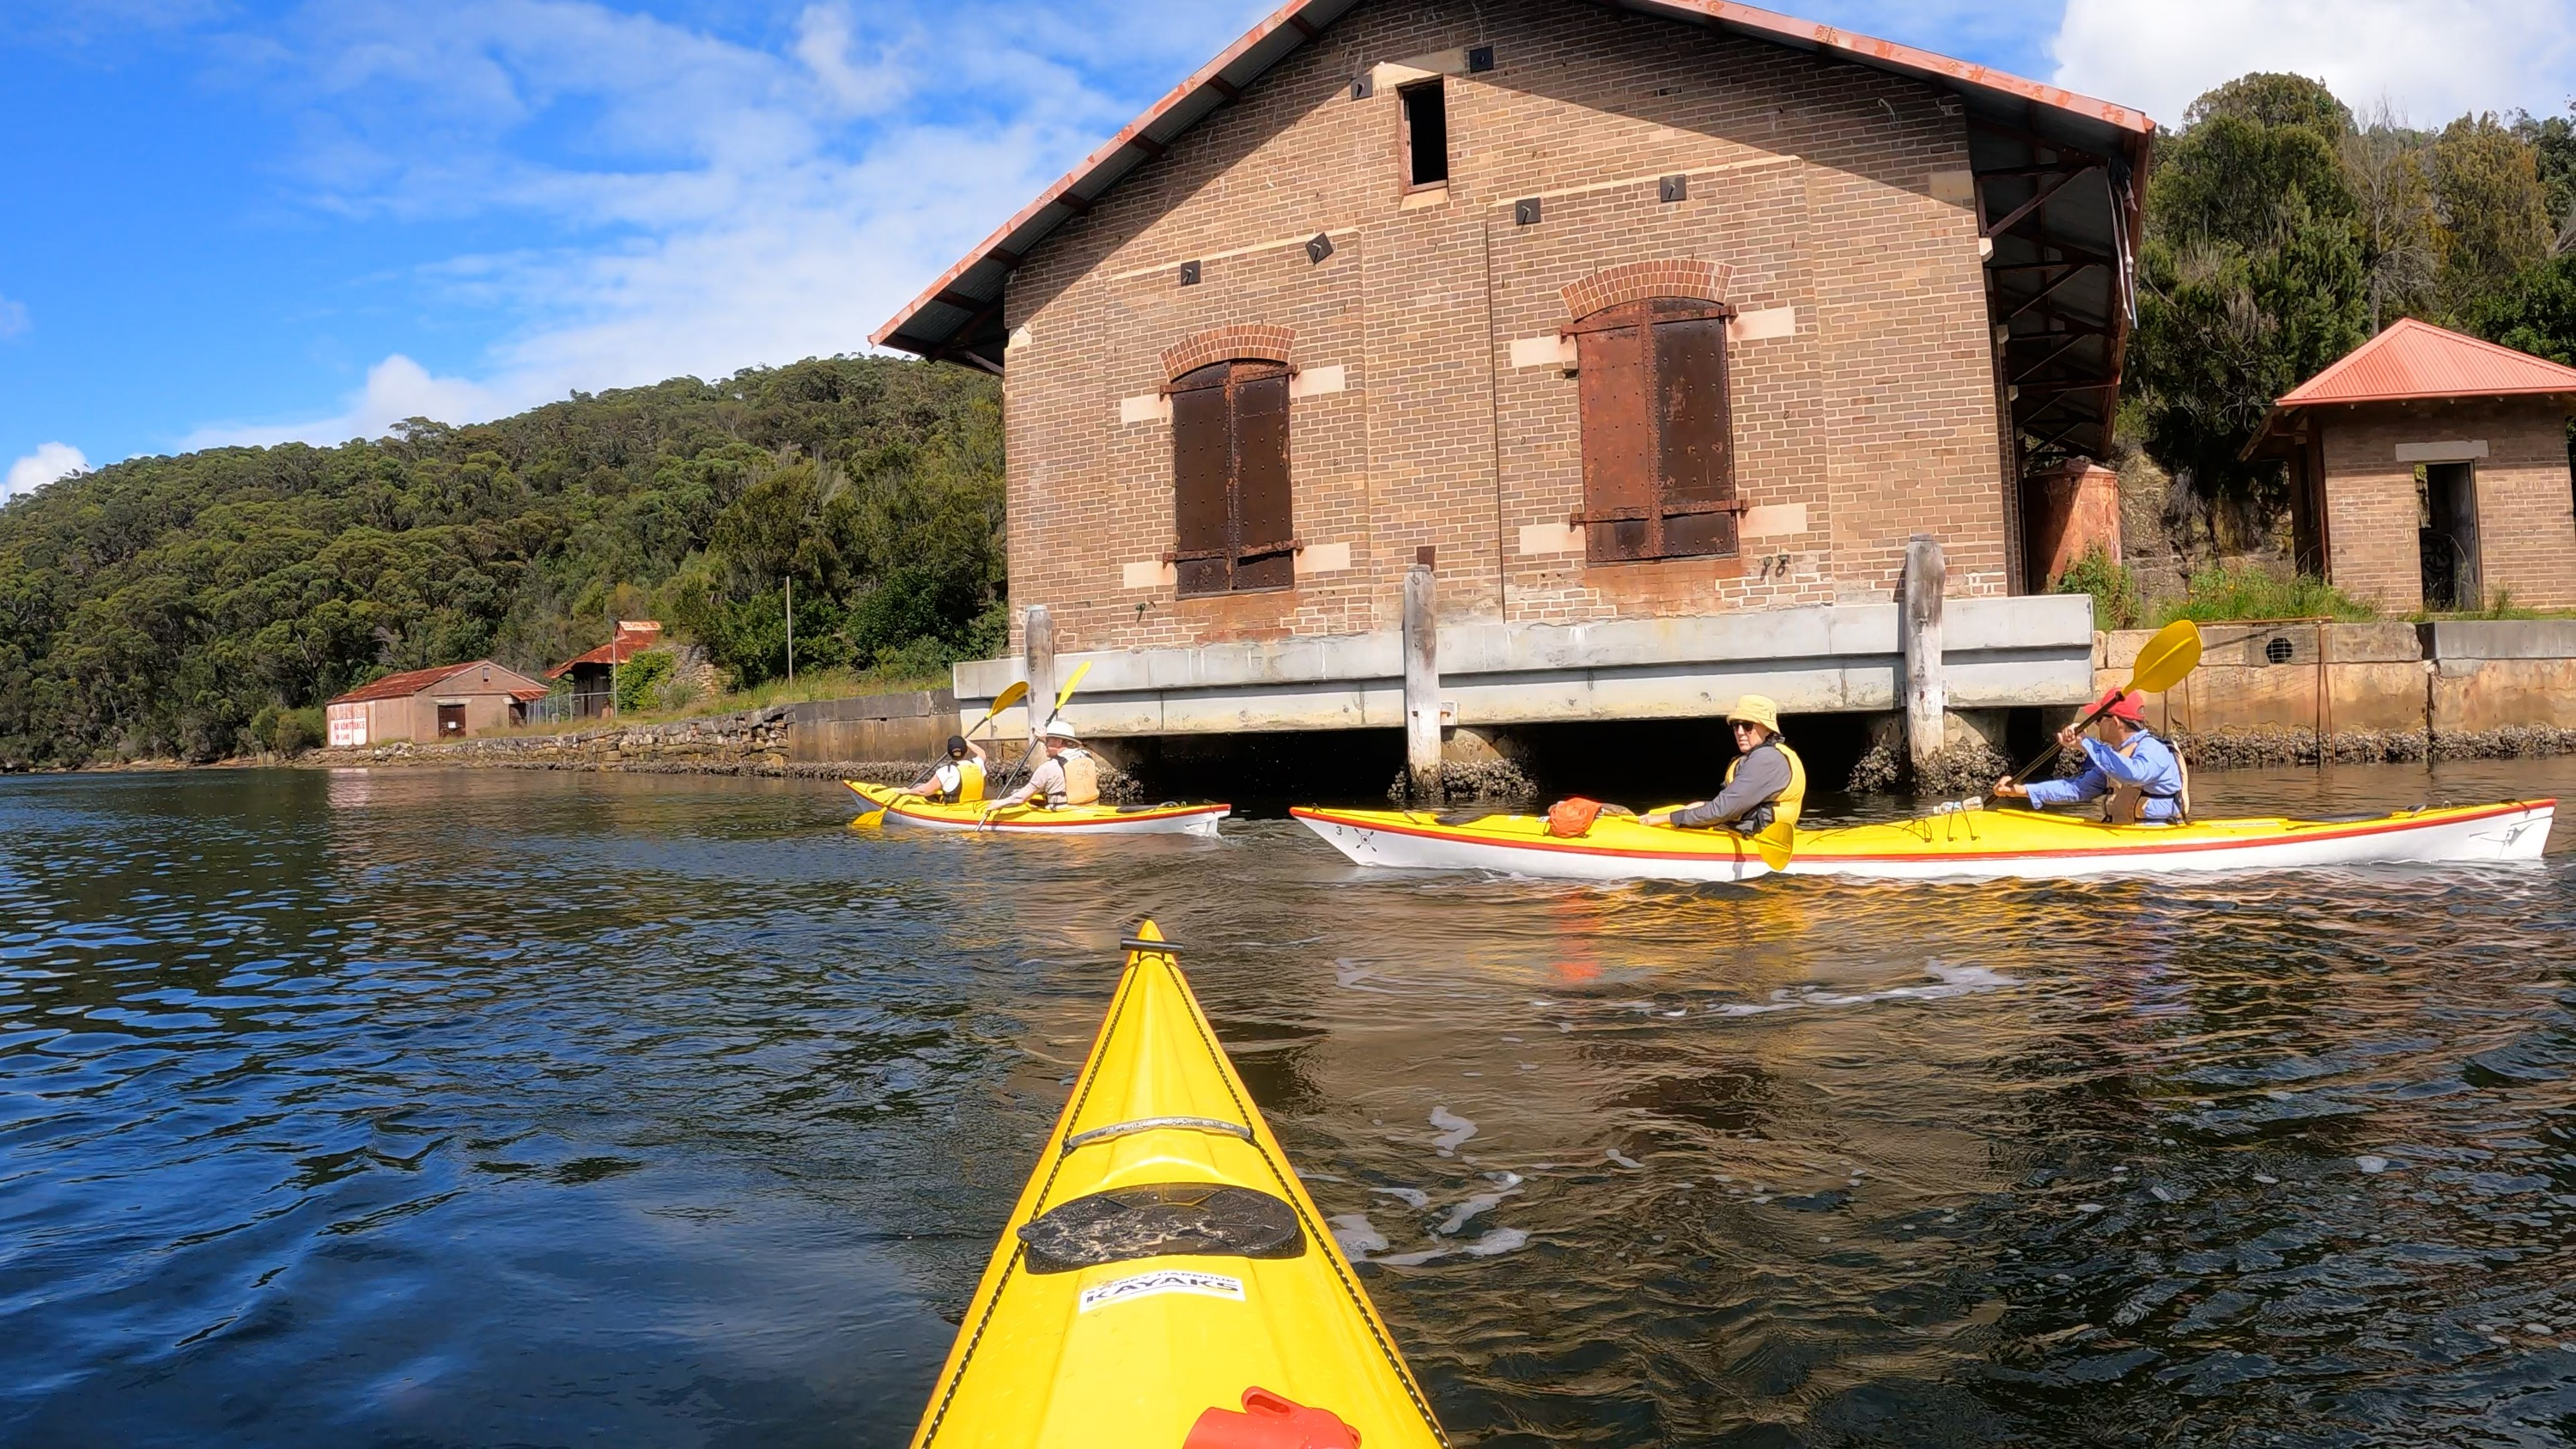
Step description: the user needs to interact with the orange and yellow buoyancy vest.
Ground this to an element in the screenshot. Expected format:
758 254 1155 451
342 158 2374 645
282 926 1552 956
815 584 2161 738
1055 750 1101 807
1722 739 1807 858
949 758 986 804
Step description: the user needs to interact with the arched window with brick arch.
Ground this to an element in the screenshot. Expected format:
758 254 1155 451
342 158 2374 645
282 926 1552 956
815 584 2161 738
1166 350 1295 597
1565 283 1739 563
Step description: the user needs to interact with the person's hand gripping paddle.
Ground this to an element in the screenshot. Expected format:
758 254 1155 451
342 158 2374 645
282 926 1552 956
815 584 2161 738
1984 618 2202 807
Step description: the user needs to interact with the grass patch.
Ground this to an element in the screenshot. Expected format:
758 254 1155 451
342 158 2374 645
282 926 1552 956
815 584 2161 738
496 664 953 739
2150 564 2378 625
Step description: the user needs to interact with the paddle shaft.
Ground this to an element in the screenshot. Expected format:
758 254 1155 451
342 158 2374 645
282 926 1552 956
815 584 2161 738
2008 696 2123 787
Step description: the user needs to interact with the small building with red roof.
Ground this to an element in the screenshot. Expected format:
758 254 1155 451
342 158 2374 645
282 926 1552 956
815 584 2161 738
545 620 665 719
2251 318 2576 612
325 661 552 747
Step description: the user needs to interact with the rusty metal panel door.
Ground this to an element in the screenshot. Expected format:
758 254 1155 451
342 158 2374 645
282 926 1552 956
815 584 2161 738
1653 311 1737 559
1577 314 1654 562
1170 362 1233 597
1230 365 1295 593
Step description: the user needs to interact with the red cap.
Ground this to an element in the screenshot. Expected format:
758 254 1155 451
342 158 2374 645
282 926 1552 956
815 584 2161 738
2094 687 2147 724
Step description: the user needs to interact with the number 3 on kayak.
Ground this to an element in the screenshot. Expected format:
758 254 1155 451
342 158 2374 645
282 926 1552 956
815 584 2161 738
906 922 1449 1448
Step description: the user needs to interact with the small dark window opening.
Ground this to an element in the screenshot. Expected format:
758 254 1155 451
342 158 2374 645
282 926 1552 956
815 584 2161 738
1568 296 1739 563
1401 79 1449 188
1170 359 1296 597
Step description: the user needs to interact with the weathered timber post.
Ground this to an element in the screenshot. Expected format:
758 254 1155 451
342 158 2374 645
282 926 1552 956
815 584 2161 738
1900 534 1947 771
1402 564 1441 801
1024 604 1056 744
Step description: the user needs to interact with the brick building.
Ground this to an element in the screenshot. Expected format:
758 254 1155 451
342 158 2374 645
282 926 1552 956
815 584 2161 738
2251 319 2576 614
325 661 550 747
877 0 2153 746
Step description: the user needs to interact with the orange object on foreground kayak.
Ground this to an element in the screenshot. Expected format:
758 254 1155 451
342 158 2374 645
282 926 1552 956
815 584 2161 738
905 921 1446 1448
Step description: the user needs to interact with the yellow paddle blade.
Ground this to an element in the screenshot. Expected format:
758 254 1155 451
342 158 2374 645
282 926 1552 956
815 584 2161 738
1753 834 1793 873
2126 618 2202 697
1053 659 1092 713
982 679 1030 721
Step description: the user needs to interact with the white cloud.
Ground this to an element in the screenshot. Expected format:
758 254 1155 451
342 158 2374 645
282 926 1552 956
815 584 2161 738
2052 0 2576 129
183 355 499 448
173 0 1271 448
0 295 27 338
5 441 88 498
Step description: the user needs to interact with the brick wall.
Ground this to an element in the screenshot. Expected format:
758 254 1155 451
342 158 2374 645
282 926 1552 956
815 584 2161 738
2320 399 2576 612
999 0 2008 654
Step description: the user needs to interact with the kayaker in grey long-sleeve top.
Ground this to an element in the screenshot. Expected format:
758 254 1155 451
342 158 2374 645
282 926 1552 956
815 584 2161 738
1642 695 1807 837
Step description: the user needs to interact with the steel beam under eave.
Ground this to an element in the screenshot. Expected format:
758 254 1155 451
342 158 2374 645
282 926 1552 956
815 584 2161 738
1984 165 2101 240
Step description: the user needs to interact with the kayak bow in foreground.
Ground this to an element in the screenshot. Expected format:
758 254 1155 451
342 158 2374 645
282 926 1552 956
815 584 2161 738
1783 798 2555 880
845 781 1229 837
907 921 1446 1449
1290 805 1768 882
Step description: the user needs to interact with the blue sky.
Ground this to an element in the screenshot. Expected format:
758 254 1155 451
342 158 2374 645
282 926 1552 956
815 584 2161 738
3 0 2572 496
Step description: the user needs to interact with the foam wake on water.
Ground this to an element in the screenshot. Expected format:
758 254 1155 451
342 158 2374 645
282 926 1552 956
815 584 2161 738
1705 959 2020 1017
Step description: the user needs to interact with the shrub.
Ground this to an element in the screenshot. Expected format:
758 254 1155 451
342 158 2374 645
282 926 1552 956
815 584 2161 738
275 707 325 754
2054 546 2145 630
2152 563 2378 624
615 650 676 714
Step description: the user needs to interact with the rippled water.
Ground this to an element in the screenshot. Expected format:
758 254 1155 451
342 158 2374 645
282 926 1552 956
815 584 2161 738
4 761 2575 1446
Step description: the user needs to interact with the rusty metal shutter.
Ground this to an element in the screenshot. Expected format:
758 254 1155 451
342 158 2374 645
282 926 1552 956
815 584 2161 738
1230 366 1295 592
1170 362 1232 596
1575 314 1655 562
1653 308 1738 559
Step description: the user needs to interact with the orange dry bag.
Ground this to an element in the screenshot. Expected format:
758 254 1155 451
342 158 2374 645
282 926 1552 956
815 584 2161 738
1183 1387 1362 1449
1546 797 1606 837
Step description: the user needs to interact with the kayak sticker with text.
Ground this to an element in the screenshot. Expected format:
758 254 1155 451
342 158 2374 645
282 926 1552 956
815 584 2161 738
1077 1269 1246 1313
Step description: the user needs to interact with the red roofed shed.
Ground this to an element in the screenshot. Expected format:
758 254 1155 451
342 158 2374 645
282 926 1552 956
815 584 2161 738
325 661 551 746
2251 320 2576 612
545 621 664 719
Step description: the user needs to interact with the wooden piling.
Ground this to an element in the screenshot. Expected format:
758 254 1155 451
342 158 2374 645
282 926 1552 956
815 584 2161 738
1901 535 1947 769
1402 564 1441 801
1024 604 1056 743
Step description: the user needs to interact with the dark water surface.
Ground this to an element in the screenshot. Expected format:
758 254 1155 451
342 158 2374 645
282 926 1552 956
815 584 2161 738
5 762 2576 1447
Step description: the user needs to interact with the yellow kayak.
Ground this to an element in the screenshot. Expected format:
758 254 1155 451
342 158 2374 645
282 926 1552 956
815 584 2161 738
1294 799 2554 881
907 921 1447 1448
845 780 1229 837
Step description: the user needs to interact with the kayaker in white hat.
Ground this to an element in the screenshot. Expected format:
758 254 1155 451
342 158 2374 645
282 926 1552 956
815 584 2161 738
984 717 1101 813
1643 695 1807 851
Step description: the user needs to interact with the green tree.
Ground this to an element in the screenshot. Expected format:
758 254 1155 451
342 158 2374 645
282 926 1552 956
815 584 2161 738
2431 113 2553 314
2128 73 2368 531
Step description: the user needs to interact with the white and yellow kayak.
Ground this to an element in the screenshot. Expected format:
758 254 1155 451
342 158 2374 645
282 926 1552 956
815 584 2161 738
846 781 1229 837
1783 797 2555 880
906 921 1447 1449
1292 799 2554 882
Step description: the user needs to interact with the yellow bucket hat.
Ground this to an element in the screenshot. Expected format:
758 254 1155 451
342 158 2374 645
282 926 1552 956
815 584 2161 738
1725 694 1782 734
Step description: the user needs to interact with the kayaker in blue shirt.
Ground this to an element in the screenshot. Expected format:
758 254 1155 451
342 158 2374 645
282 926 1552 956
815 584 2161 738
1993 688 2184 824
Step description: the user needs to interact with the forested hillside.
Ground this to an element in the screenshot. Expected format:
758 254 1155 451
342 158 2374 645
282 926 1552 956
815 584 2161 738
0 358 1002 767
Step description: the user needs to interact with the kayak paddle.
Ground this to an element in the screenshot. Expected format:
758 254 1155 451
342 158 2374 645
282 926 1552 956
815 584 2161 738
854 679 1030 825
1990 617 2203 801
988 661 1095 806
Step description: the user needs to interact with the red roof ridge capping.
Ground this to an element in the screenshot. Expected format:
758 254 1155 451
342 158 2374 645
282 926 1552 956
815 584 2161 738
328 662 477 705
2277 317 2576 407
872 0 2156 360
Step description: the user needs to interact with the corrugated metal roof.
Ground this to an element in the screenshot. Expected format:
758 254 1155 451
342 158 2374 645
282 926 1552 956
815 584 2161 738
872 0 2156 374
546 623 665 679
330 663 482 705
2278 318 2576 406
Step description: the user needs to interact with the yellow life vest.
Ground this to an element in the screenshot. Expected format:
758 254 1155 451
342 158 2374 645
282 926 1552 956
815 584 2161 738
952 758 985 804
1054 750 1101 808
1722 739 1806 858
